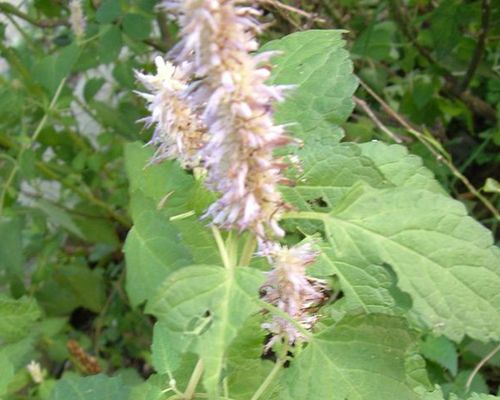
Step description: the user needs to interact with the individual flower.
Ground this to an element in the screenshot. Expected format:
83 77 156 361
69 0 86 40
260 242 327 349
26 360 43 384
136 57 206 168
165 0 292 241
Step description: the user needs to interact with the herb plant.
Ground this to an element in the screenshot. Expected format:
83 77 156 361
0 1 499 400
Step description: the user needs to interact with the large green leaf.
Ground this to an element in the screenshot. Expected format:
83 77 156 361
282 314 423 399
50 374 130 400
261 30 357 144
124 142 194 219
124 143 219 306
0 296 41 342
32 44 79 95
146 265 264 397
123 203 193 307
289 183 500 342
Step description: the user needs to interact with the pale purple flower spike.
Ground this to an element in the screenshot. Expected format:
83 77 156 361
166 0 292 241
136 57 206 168
261 242 327 349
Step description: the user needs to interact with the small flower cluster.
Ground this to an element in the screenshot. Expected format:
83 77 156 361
138 0 327 348
136 57 206 168
261 242 327 349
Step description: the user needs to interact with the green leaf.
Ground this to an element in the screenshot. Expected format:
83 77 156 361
0 296 41 342
50 374 130 400
124 142 194 216
483 177 500 194
420 335 458 376
261 30 357 144
36 264 106 314
226 315 274 399
358 141 444 193
96 0 122 24
292 183 500 342
146 265 264 397
123 205 193 306
352 21 398 60
98 25 123 64
32 44 79 95
36 199 84 239
0 352 14 397
83 78 105 102
0 217 23 282
122 13 152 40
124 143 220 306
282 314 422 399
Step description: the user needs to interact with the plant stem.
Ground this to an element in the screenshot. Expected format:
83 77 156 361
239 234 257 266
358 78 500 221
250 344 288 400
0 78 66 216
212 226 231 269
0 2 68 27
466 343 500 391
226 231 239 268
184 359 204 400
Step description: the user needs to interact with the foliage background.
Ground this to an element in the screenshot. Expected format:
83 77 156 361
0 0 499 399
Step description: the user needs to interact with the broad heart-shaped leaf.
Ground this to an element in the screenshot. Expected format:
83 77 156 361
282 314 423 399
124 143 220 306
146 265 264 398
289 183 500 342
261 30 357 144
50 374 130 400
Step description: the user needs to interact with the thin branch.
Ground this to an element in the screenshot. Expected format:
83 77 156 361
258 0 326 25
353 96 404 143
387 0 496 122
184 359 204 400
466 343 500 391
358 78 500 221
460 0 491 92
0 2 69 28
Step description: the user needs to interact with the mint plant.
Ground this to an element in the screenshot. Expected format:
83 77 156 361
122 1 500 399
0 1 499 399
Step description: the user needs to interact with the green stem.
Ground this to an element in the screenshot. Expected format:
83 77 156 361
0 2 68 27
282 210 323 221
212 226 231 269
0 78 66 215
239 234 256 266
226 230 239 268
184 359 204 400
250 344 288 400
258 300 312 340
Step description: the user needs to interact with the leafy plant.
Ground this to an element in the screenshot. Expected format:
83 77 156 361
0 1 499 400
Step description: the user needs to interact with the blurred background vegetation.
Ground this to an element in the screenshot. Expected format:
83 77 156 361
0 0 498 398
